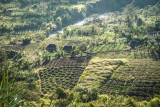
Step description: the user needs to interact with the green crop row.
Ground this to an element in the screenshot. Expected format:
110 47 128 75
39 66 86 94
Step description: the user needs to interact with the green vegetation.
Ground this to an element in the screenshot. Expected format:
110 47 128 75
39 57 90 94
0 0 160 106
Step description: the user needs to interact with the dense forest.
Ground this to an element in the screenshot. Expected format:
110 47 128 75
0 0 160 107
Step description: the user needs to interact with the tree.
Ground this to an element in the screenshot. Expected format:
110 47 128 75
54 46 64 59
79 44 87 52
71 45 79 57
43 51 51 63
49 94 55 106
22 37 31 45
56 87 67 99
126 16 132 28
123 0 136 28
155 18 160 31
69 0 78 4
137 18 143 26
46 22 54 32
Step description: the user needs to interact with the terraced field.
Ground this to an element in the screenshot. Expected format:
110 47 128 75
92 42 127 53
78 58 126 89
99 59 160 101
39 54 160 101
39 56 91 94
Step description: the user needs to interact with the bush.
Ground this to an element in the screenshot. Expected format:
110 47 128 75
9 39 18 45
86 88 98 102
137 18 143 26
87 103 95 107
99 96 108 104
79 43 87 52
56 87 67 99
22 90 40 101
150 97 160 107
22 37 31 45
126 97 137 107
53 99 70 107
78 88 99 103
155 18 160 31
17 59 33 71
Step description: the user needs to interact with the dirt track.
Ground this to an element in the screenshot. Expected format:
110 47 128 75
2 44 26 51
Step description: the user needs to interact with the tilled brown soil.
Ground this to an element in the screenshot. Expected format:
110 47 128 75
47 56 91 67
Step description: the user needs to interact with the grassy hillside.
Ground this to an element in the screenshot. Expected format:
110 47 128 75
0 0 160 107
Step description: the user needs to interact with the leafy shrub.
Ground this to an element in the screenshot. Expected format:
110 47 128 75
155 18 160 31
126 97 137 107
87 103 95 107
6 50 20 59
85 88 98 102
150 97 160 107
0 50 6 63
22 90 40 101
42 51 51 64
55 51 61 59
75 87 88 95
99 96 108 104
9 39 18 45
117 60 124 66
79 43 87 52
76 88 98 103
22 37 31 45
17 58 33 70
53 99 70 107
56 87 67 99
16 71 37 82
137 18 143 26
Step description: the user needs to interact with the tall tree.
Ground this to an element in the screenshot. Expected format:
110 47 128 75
137 18 143 26
155 18 160 31
123 0 136 28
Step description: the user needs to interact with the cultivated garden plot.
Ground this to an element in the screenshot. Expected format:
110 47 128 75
39 57 91 94
78 58 126 89
99 59 160 101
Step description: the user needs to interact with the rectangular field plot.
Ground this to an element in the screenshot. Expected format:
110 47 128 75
39 66 86 94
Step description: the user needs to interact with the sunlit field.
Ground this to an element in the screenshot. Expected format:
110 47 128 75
0 0 160 106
